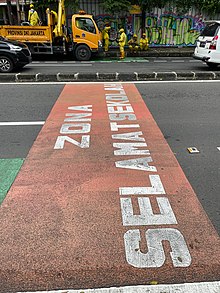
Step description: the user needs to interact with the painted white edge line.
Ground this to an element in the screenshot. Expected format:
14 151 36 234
154 60 167 62
0 121 45 126
1 80 220 85
171 60 185 62
16 281 220 293
27 64 93 67
189 60 202 62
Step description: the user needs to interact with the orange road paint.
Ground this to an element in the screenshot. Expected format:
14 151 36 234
0 84 219 293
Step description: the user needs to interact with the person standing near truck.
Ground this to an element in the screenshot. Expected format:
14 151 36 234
102 25 111 52
118 28 127 59
28 4 40 26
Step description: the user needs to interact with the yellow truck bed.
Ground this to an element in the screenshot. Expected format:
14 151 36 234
0 25 52 43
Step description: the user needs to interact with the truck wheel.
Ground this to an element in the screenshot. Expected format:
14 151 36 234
0 56 14 73
75 45 91 61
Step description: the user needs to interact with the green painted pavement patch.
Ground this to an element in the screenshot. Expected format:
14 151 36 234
93 57 149 62
0 159 24 205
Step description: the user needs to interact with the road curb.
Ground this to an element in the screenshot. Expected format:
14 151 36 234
1 71 220 82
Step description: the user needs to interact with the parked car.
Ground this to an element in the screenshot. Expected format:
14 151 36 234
0 36 32 73
193 21 220 69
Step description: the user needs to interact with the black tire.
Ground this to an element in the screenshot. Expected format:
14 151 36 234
0 56 14 73
207 62 219 69
75 45 91 61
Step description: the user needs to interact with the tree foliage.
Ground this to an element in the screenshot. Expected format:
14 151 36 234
172 0 220 16
131 0 220 15
201 0 220 16
31 0 220 20
32 0 56 9
101 0 131 15
32 0 79 11
130 0 170 12
31 0 220 16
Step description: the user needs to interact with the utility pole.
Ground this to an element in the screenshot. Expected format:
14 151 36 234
6 0 14 24
16 0 21 24
2 6 8 24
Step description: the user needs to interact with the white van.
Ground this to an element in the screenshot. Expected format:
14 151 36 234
193 21 220 69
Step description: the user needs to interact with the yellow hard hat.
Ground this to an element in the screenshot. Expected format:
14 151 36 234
119 28 124 33
30 4 34 8
133 34 137 38
142 33 146 36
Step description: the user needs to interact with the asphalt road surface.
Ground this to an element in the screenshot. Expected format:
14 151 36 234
13 57 220 74
0 82 219 233
0 81 219 292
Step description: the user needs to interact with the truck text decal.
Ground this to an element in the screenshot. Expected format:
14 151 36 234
7 30 46 36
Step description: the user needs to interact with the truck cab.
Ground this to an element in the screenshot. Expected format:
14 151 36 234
72 13 103 61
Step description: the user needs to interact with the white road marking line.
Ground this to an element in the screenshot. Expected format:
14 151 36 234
16 281 220 293
171 60 185 62
0 122 45 126
189 60 201 62
43 61 58 64
80 61 95 63
135 60 149 62
27 64 93 67
62 61 77 63
154 60 167 62
32 61 78 64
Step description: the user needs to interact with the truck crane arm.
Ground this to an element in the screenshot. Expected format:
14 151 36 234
52 0 66 37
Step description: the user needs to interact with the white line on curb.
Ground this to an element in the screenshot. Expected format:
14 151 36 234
16 281 220 293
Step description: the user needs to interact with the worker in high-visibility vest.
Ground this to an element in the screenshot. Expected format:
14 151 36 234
118 28 127 59
102 25 111 52
139 33 149 51
128 34 139 53
28 4 40 26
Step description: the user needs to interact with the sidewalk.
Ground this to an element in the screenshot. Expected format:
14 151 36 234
102 46 195 58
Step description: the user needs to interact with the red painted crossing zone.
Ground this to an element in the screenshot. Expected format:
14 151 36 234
0 84 219 292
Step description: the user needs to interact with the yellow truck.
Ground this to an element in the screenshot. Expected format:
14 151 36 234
0 1 103 61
